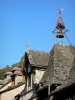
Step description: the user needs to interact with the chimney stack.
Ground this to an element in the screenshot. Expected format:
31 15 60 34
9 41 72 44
10 74 15 87
22 70 25 82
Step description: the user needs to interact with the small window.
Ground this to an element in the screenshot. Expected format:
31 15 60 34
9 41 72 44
69 98 73 100
28 64 31 73
66 97 73 100
26 64 31 77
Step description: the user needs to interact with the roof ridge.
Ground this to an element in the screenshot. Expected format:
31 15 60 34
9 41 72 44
28 49 49 53
54 44 75 48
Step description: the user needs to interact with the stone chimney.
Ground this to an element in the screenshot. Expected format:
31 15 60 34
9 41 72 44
10 74 15 87
22 70 25 82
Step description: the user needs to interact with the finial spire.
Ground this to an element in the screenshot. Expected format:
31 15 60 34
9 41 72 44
26 41 29 52
58 8 63 13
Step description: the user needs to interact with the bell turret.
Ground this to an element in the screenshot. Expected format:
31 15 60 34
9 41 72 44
52 8 72 45
52 8 69 42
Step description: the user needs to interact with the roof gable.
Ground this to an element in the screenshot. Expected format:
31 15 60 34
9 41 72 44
26 50 49 68
41 44 75 85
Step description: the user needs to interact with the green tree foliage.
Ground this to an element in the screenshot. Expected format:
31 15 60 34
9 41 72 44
0 55 24 80
0 66 12 80
0 62 21 80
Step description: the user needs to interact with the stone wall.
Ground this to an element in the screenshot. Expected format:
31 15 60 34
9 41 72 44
4 75 11 82
15 76 22 85
33 69 45 84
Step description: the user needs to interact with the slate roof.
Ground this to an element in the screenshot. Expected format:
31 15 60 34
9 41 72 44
4 72 12 76
10 71 22 77
41 44 75 86
11 67 21 72
0 82 25 93
15 71 22 76
26 50 49 68
0 80 5 85
0 79 11 89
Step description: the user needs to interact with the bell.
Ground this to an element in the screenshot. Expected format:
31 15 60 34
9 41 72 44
56 31 64 38
56 23 65 29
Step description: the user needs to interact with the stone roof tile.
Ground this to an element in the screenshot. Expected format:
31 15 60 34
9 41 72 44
27 50 49 68
41 44 75 86
0 80 5 85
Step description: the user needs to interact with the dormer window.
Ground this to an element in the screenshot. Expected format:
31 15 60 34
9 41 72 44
26 63 33 91
28 64 31 73
26 63 31 77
